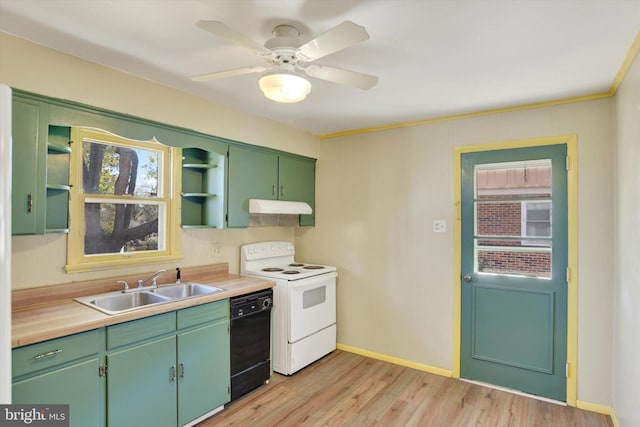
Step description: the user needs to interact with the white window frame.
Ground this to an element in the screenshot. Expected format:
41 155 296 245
521 200 552 246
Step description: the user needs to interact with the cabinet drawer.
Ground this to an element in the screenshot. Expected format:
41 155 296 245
107 312 176 349
177 299 228 330
13 329 100 378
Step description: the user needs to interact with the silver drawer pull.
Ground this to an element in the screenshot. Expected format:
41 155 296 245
33 349 62 360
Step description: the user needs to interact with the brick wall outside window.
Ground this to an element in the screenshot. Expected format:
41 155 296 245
475 196 551 278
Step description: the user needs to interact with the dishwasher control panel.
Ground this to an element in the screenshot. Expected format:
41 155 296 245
230 288 273 319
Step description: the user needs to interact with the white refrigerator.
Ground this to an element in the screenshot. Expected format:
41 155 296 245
0 83 12 403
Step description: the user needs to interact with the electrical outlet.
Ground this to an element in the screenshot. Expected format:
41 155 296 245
433 220 446 233
211 243 223 258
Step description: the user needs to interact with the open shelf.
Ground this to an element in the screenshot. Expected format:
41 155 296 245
47 142 72 154
183 163 218 170
47 184 71 191
181 192 217 198
46 126 71 234
181 147 225 229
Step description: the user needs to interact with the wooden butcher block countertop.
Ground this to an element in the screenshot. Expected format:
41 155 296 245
12 263 273 348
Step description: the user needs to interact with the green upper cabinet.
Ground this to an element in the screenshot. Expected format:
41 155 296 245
227 145 279 227
11 89 316 233
11 96 46 235
227 145 316 227
12 95 71 235
279 155 316 227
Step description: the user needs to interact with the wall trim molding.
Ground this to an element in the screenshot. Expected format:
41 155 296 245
336 343 453 378
576 400 619 427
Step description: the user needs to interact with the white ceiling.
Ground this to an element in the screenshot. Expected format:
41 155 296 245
1 0 639 136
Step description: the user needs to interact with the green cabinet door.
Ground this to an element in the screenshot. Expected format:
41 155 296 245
11 97 46 235
227 145 278 227
106 336 177 427
13 358 103 427
177 320 230 425
278 155 316 226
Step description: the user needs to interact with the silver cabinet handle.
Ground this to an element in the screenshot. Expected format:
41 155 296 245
34 349 62 360
27 194 33 213
179 362 185 379
170 365 176 382
463 275 472 283
272 184 276 196
280 185 284 197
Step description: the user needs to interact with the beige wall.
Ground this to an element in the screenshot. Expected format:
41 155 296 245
297 98 615 405
0 32 319 288
613 48 640 426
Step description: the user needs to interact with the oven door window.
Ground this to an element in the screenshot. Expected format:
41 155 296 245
303 286 326 309
288 274 336 343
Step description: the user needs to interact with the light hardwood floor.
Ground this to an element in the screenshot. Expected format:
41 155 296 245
199 350 613 427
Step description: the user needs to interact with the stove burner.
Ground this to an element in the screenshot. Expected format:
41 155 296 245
303 265 325 270
262 267 285 272
282 270 301 275
288 263 304 267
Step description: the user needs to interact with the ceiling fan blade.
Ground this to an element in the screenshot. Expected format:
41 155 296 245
304 65 378 90
191 65 266 82
297 21 370 61
196 20 272 55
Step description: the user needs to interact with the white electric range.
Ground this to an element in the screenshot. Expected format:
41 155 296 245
240 241 337 375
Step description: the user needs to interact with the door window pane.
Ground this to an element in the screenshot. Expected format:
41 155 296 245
474 160 552 278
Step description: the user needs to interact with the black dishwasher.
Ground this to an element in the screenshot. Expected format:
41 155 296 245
230 288 272 401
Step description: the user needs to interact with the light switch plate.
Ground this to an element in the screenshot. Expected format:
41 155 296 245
433 220 446 233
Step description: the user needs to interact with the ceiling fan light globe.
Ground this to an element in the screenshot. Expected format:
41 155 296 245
259 73 311 103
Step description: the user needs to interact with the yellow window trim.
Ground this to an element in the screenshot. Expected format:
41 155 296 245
66 128 182 272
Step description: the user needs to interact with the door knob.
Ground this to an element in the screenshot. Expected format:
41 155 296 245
463 275 472 283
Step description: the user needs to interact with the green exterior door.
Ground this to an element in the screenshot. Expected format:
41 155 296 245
106 336 177 427
460 144 568 401
13 358 103 427
227 145 278 227
278 155 316 226
177 321 230 425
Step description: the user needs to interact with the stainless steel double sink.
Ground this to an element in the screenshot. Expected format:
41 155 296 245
74 283 225 315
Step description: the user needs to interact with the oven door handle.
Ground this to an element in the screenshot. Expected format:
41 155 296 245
288 272 337 290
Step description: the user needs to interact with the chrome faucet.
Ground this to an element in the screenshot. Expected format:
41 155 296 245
136 269 166 289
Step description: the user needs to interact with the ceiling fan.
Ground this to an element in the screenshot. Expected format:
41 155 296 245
191 20 379 103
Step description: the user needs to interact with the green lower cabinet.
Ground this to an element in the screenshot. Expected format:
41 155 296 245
12 329 104 427
13 358 102 427
177 320 229 426
105 301 230 427
107 336 178 427
12 302 229 427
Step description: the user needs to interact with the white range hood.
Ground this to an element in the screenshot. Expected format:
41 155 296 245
249 199 312 215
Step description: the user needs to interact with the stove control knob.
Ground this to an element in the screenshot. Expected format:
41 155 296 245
262 298 273 309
